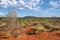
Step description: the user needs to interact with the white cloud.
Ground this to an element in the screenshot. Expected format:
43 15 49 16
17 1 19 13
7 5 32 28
19 0 25 5
0 0 6 2
7 0 18 6
42 0 60 14
0 12 4 17
26 0 42 7
0 0 44 11
25 5 33 10
50 1 60 8
0 0 8 8
19 7 25 10
18 0 43 11
0 0 18 8
25 0 43 11
33 8 40 11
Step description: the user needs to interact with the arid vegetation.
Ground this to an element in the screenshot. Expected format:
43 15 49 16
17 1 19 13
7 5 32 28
0 10 60 40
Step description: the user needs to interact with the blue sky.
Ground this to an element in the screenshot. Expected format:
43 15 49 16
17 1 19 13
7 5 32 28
0 0 60 17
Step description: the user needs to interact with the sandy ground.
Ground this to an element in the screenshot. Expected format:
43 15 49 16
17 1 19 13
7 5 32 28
0 26 60 40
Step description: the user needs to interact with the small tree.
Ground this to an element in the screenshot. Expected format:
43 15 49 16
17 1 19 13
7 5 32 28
6 9 18 37
6 9 17 30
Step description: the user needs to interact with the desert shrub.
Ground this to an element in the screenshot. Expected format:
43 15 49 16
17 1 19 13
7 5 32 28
11 32 20 37
27 29 44 35
35 29 44 33
32 23 37 26
57 27 60 30
43 24 52 29
22 26 26 28
5 33 12 38
50 27 60 32
50 28 56 32
0 32 12 38
32 28 44 34
42 22 53 29
27 28 37 35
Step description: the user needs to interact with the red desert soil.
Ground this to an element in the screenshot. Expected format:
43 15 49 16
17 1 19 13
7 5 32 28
0 26 60 40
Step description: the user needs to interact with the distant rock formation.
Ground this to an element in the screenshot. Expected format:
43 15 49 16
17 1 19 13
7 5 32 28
24 16 37 18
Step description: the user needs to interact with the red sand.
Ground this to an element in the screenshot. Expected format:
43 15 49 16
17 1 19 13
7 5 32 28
0 26 60 40
17 31 60 40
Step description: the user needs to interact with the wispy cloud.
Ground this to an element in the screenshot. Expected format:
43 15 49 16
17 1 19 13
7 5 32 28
50 0 60 8
41 0 60 15
0 0 60 17
0 0 8 8
0 0 44 11
19 7 25 10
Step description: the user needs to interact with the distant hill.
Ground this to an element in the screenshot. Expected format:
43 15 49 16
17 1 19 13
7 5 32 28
24 16 37 18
